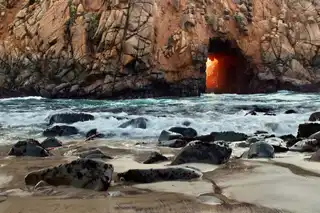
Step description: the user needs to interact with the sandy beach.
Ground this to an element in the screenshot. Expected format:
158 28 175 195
0 139 319 213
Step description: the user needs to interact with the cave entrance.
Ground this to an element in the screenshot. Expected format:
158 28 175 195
205 37 253 93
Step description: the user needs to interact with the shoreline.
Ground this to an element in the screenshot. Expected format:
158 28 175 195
0 140 319 213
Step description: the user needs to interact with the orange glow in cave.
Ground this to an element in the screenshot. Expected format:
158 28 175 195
206 56 219 91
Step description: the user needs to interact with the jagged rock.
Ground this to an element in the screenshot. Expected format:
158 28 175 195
171 141 232 165
143 152 168 164
289 139 320 152
168 127 197 138
48 113 94 125
25 159 114 191
158 130 182 142
8 139 50 157
77 148 113 159
118 117 148 129
210 131 248 142
245 142 275 159
309 112 320 121
40 137 62 149
117 168 201 183
43 125 79 137
297 123 320 138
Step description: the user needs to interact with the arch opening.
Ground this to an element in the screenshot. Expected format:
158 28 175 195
205 38 254 94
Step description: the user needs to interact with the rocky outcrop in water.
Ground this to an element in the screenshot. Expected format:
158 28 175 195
48 113 94 125
25 159 114 191
8 139 50 157
118 117 148 129
43 125 79 137
0 0 319 98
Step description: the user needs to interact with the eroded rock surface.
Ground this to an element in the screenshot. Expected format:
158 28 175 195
171 141 232 165
25 159 114 191
0 0 318 98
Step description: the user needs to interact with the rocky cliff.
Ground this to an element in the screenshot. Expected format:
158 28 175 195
0 0 319 99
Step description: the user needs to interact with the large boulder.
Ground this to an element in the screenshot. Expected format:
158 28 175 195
171 141 232 165
8 139 50 157
297 123 320 138
289 139 320 152
118 117 148 129
48 113 94 125
168 127 197 138
210 131 248 142
143 152 168 164
309 112 320 121
246 142 275 159
309 131 320 141
40 137 62 149
117 168 201 183
158 130 182 142
43 125 79 137
25 159 114 191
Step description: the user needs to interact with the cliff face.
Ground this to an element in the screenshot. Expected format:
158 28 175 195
0 0 319 99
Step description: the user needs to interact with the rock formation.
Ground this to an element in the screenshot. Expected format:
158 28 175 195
0 0 319 98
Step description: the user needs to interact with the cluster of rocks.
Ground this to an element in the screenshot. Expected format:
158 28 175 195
7 110 320 192
233 0 253 35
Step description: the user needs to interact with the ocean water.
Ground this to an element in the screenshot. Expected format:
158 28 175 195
0 91 319 144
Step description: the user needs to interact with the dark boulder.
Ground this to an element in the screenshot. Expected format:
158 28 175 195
168 127 197 138
48 113 94 125
309 112 320 121
210 131 248 142
25 159 114 191
40 137 62 149
158 139 189 148
43 125 79 137
246 142 274 158
118 117 148 129
117 168 201 183
85 129 105 141
280 134 297 147
310 149 320 162
143 152 168 164
171 141 232 165
158 130 182 142
77 148 113 159
194 133 215 142
297 123 320 138
289 139 320 152
285 109 297 114
8 139 50 157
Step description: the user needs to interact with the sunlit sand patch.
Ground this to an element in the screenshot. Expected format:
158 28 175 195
197 194 223 205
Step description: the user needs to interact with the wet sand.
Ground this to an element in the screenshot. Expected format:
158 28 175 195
0 140 319 213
